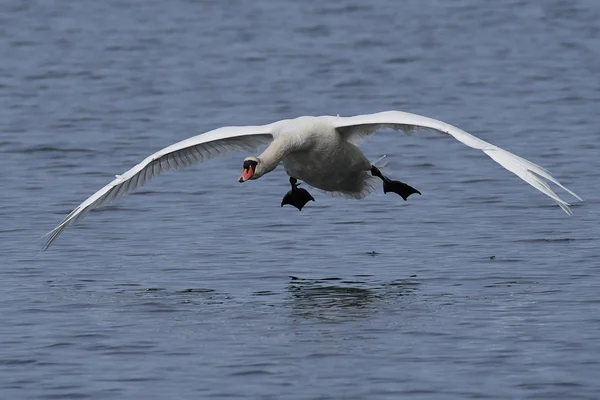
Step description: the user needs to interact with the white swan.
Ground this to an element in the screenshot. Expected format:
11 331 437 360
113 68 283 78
43 110 581 249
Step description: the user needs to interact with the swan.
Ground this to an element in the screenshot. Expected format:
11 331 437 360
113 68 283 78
43 110 581 249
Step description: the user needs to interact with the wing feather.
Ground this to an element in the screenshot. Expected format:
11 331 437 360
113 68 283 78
44 125 274 249
335 111 581 214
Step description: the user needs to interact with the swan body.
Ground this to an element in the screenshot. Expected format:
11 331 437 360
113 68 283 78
43 110 581 249
277 118 373 197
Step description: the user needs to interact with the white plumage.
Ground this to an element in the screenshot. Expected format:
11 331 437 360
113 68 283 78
43 110 581 249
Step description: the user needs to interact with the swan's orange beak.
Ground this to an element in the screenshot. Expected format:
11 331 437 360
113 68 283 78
238 165 254 183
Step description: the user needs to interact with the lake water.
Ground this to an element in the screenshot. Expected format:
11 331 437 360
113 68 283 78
1 0 599 398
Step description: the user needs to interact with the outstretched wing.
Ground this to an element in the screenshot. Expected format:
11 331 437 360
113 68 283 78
44 124 274 249
335 110 581 215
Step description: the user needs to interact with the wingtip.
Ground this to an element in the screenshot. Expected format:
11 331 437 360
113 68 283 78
571 192 584 202
558 202 574 216
40 232 56 251
40 222 68 251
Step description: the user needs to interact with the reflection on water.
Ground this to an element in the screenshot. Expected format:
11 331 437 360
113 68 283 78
287 276 420 322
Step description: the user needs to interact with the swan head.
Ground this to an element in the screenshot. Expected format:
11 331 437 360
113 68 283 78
238 156 262 183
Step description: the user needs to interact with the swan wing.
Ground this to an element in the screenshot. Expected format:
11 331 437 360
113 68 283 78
335 110 581 215
44 124 274 249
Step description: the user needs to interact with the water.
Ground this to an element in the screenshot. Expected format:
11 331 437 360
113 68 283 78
1 0 599 398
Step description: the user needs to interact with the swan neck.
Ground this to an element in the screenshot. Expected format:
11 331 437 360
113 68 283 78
256 137 288 176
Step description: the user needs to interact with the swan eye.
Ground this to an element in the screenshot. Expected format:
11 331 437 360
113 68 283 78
243 159 258 171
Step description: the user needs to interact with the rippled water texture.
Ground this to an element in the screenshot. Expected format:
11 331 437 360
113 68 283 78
1 0 599 398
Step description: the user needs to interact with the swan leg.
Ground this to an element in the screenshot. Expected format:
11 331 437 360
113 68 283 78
370 166 421 201
281 177 315 211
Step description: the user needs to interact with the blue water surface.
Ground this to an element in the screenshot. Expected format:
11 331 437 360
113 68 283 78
1 0 599 398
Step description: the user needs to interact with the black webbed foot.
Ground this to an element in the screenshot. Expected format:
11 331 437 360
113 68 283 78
281 188 314 210
383 180 421 201
281 177 315 211
371 166 421 201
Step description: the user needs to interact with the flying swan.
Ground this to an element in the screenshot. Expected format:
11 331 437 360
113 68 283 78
43 110 581 249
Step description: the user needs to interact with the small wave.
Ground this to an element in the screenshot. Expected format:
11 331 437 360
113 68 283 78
516 237 592 243
252 290 277 296
0 359 37 365
178 288 216 294
334 78 374 89
386 57 416 64
229 369 274 377
485 280 538 288
14 145 96 155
